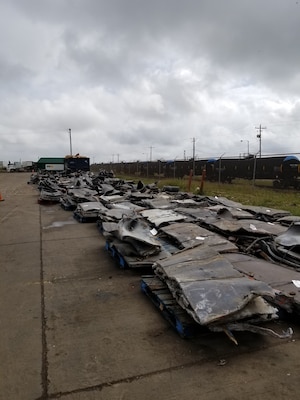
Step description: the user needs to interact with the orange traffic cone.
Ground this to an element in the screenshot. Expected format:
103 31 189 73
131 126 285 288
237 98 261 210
0 193 4 201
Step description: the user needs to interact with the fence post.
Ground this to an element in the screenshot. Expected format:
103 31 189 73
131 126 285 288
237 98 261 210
199 169 206 194
187 169 193 192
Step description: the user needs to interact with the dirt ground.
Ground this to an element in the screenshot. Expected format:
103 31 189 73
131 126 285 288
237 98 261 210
0 172 300 400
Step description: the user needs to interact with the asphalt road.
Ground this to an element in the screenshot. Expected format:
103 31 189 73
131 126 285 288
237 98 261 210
1 172 300 400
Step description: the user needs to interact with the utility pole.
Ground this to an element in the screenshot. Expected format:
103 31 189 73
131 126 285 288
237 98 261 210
68 128 72 156
149 146 154 162
218 152 225 185
192 137 196 176
255 124 266 158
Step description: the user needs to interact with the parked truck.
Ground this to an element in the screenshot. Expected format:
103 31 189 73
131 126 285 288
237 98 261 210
7 162 21 172
7 161 35 172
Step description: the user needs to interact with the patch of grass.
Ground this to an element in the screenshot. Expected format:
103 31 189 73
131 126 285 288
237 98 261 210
200 180 300 215
117 174 300 216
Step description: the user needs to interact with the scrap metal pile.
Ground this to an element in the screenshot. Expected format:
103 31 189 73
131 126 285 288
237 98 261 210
30 171 300 343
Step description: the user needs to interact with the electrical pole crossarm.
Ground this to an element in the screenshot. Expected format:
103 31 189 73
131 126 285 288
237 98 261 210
255 124 266 158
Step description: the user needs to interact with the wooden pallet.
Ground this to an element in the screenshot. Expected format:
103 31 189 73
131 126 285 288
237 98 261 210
141 275 198 338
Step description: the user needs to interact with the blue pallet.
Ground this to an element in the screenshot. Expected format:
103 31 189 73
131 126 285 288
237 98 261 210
141 275 198 338
105 240 128 268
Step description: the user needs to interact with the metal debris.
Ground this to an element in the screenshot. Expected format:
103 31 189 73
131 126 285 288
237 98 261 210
31 171 299 342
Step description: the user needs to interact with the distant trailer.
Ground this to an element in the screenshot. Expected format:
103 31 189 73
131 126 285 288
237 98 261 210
64 157 90 172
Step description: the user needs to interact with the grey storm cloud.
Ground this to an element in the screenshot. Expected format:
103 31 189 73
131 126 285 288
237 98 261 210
1 0 300 164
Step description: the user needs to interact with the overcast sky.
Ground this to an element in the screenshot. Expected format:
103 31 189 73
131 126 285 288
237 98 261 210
1 0 300 165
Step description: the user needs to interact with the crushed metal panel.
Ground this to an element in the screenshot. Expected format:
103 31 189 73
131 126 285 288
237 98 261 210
170 198 199 207
101 221 119 236
240 205 291 221
208 206 255 220
177 278 277 325
275 222 300 247
117 217 161 257
129 192 155 201
154 245 277 326
156 235 182 255
108 201 145 212
142 195 177 209
39 189 63 202
208 196 244 208
141 208 187 228
68 188 99 201
107 234 180 268
122 234 181 267
159 222 238 253
255 239 300 271
175 207 218 224
76 201 106 215
223 252 300 314
106 236 176 268
100 194 125 204
99 183 118 195
154 247 242 283
99 208 137 222
277 215 300 226
208 218 287 236
108 237 140 257
201 238 239 254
